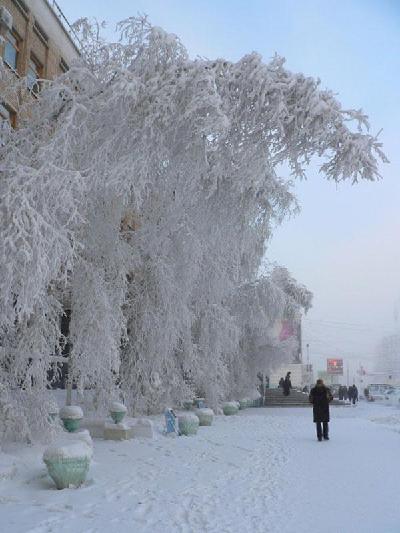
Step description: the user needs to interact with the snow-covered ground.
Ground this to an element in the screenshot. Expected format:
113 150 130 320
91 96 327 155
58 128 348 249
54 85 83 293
1 402 400 533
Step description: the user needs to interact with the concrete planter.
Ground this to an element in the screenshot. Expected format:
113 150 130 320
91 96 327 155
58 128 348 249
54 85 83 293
178 412 199 435
223 402 239 416
43 440 92 490
62 418 82 432
44 456 90 489
193 398 206 409
110 402 127 424
194 407 214 426
60 406 83 433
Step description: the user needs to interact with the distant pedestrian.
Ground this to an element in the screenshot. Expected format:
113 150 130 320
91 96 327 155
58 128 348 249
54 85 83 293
309 379 333 441
343 386 348 401
283 372 292 396
338 385 343 401
347 385 353 403
351 384 358 405
278 377 284 389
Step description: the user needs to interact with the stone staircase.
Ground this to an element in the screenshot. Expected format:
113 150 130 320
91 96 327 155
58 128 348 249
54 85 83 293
263 388 347 407
264 388 312 407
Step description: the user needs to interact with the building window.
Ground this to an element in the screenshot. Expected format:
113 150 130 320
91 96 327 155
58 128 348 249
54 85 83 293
0 101 16 130
27 55 43 95
12 0 29 17
3 30 19 72
59 57 69 74
33 20 48 44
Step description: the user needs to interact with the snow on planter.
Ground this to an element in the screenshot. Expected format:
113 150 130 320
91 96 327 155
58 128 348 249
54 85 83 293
59 406 84 433
110 402 128 424
43 441 92 490
110 402 127 412
66 429 93 449
194 407 214 426
223 402 239 416
178 412 200 436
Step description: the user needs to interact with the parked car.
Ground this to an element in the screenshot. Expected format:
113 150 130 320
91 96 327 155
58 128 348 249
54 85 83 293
383 387 400 406
368 384 395 402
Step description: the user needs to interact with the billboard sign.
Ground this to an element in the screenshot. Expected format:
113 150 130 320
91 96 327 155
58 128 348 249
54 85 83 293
327 358 343 375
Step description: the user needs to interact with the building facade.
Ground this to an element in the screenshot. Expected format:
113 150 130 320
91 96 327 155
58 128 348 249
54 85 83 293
0 0 80 125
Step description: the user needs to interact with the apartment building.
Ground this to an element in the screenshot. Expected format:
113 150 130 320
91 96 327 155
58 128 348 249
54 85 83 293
0 0 80 126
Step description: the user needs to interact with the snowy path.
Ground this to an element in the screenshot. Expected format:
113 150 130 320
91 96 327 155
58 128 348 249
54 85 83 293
1 403 400 533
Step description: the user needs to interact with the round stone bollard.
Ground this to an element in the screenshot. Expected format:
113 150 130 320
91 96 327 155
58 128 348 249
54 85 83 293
59 406 83 433
110 402 127 424
178 412 200 436
194 407 214 426
223 402 239 416
43 441 92 490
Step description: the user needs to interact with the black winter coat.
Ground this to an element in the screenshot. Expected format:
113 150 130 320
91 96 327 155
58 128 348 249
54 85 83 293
309 385 333 423
283 378 292 396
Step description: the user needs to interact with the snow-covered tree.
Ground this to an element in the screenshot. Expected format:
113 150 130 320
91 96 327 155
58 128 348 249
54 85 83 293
0 17 386 437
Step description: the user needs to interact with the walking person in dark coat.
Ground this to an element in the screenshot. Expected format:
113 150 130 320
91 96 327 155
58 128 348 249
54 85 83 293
278 377 284 389
338 385 343 401
351 384 358 405
347 385 353 404
283 372 292 396
343 385 348 401
309 379 333 441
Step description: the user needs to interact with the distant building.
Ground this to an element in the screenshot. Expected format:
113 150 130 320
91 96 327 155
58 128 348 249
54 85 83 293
0 0 80 126
270 363 314 389
372 333 400 386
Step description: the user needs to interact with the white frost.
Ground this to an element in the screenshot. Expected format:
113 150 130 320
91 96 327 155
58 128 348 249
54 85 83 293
43 440 92 461
110 402 127 413
59 406 83 420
